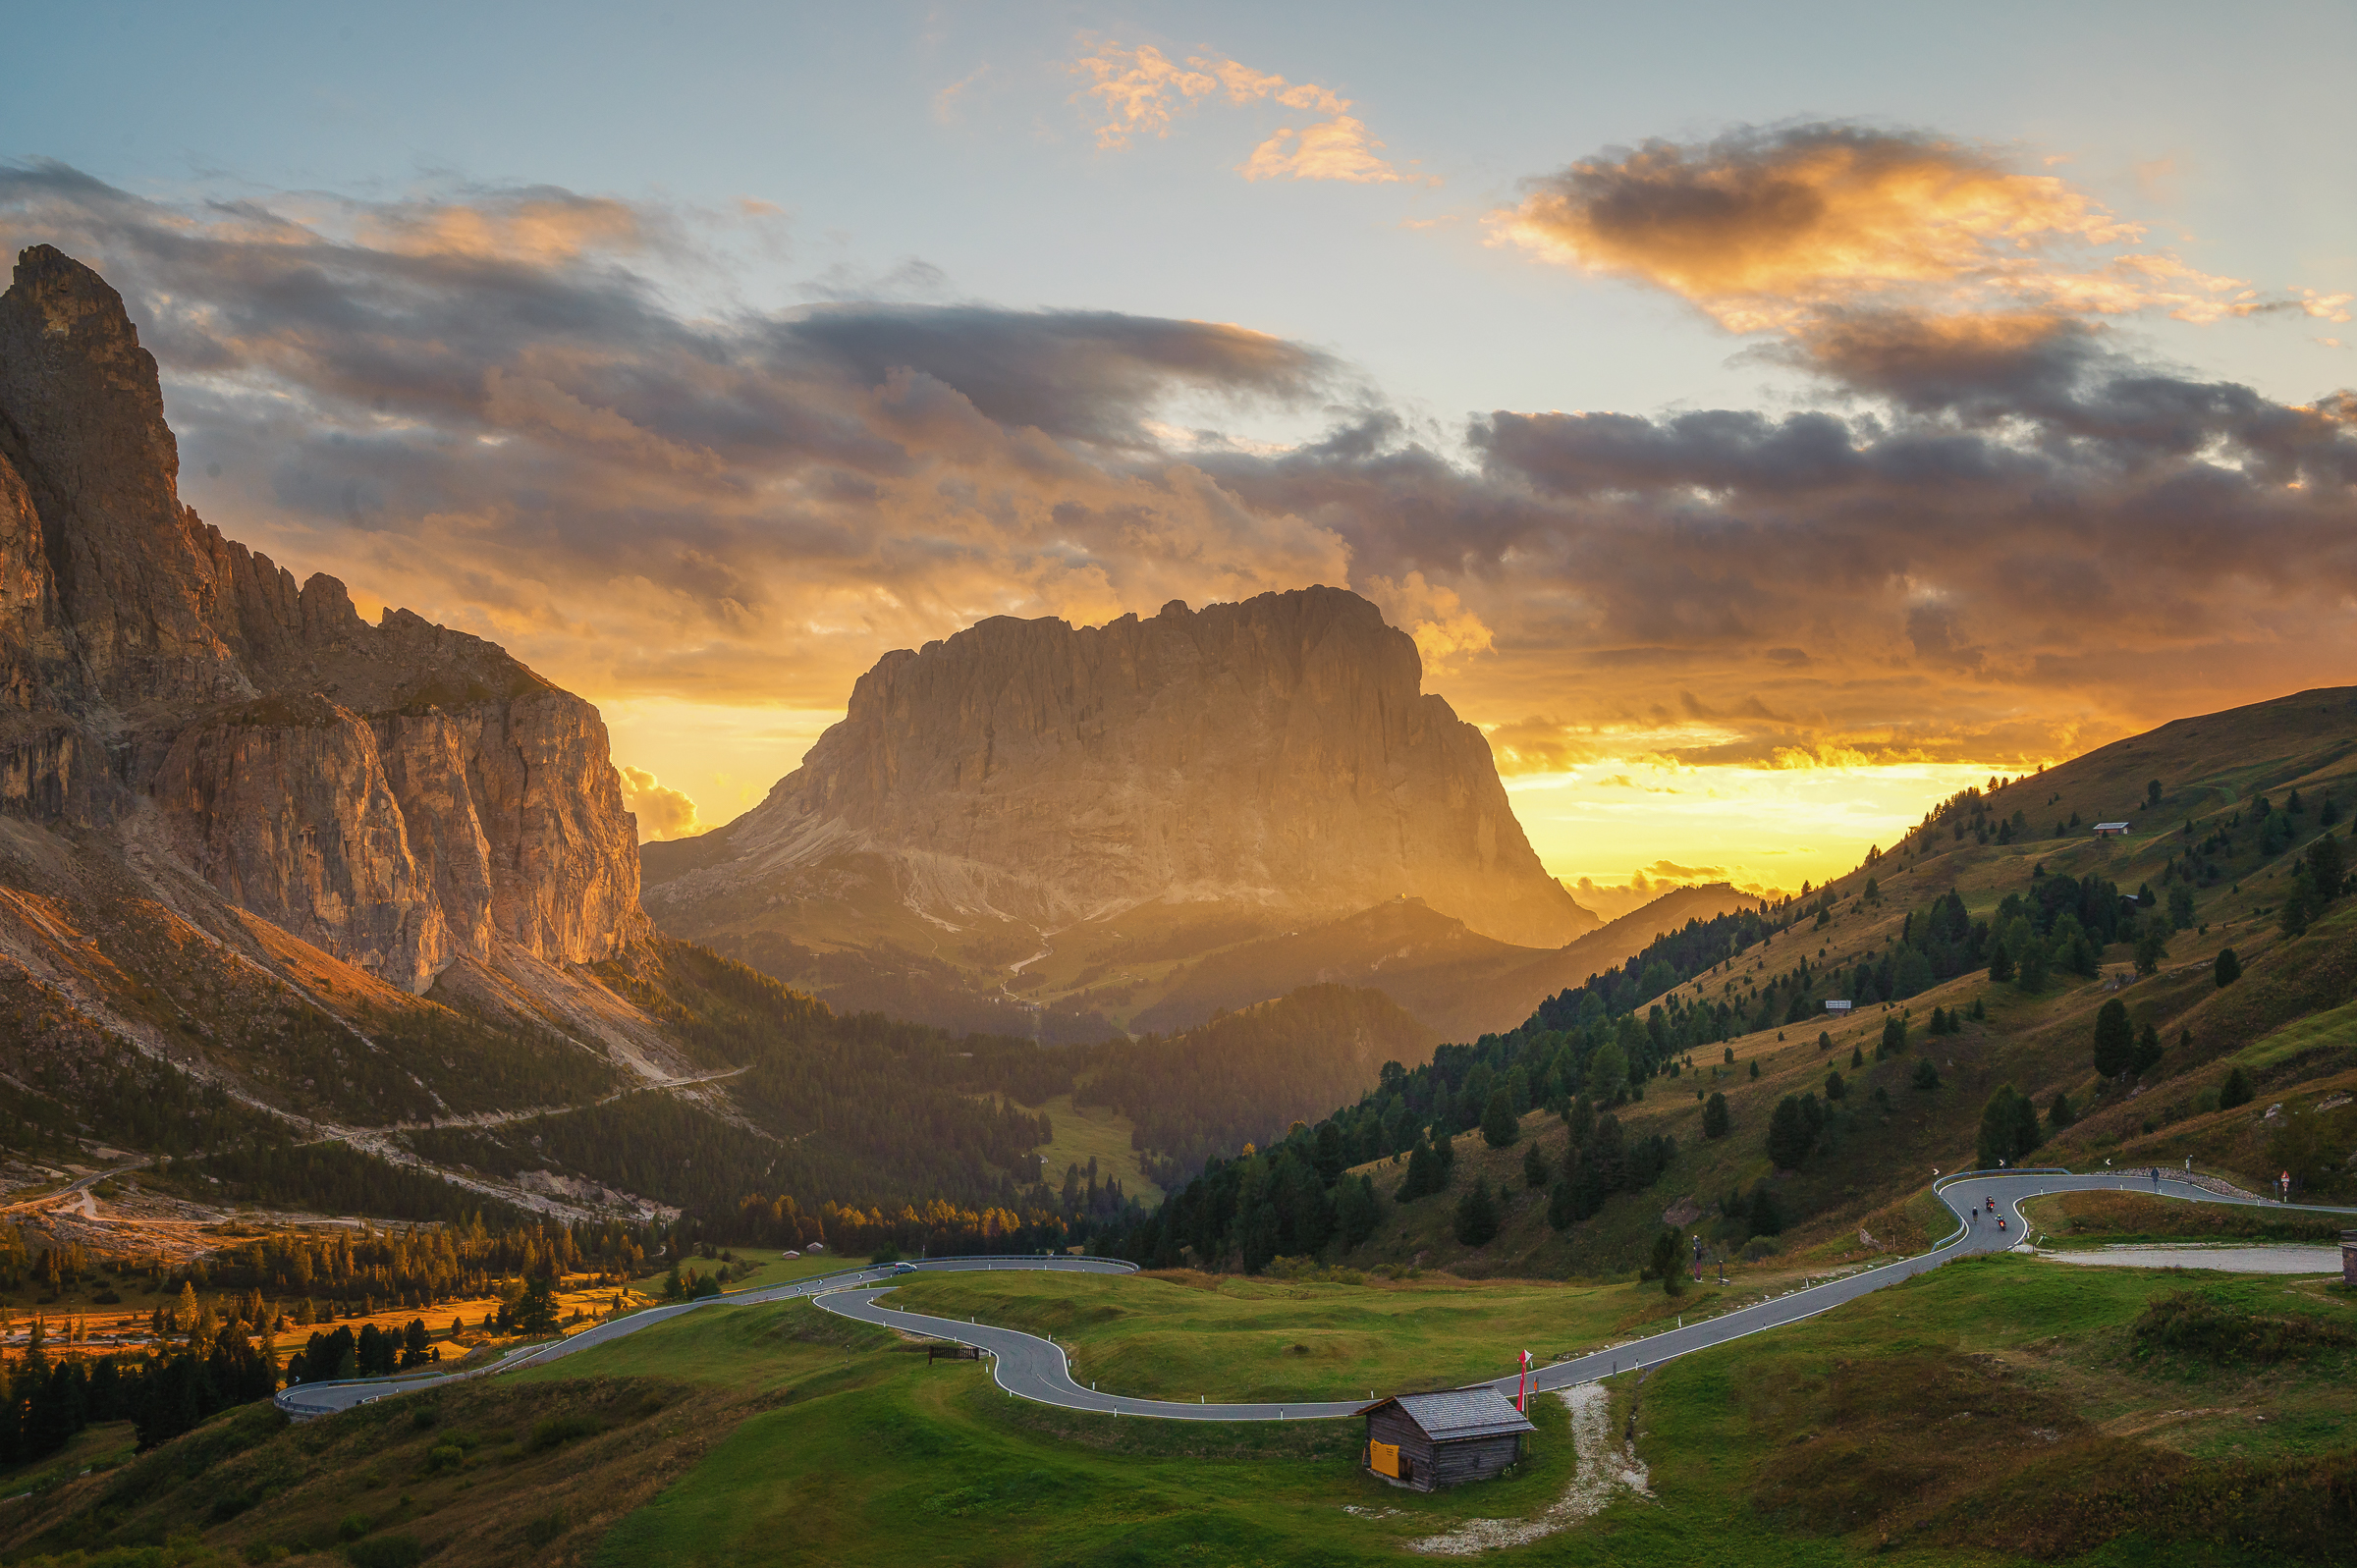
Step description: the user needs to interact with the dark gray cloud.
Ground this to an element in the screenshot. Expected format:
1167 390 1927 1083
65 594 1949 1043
1 156 2351 772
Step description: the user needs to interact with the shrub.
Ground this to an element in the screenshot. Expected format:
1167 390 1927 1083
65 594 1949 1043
1911 1059 1941 1093
2218 1065 2255 1110
524 1510 570 1547
2215 947 2241 988
345 1538 427 1568
527 1414 602 1452
1702 1092 1730 1139
2132 1290 2355 1363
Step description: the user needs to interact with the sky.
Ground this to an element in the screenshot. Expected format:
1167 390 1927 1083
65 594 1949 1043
3 1 2353 897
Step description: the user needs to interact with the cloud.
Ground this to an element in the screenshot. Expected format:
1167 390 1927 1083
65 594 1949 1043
1364 569 1493 673
1492 125 2349 342
619 766 702 840
1643 859 1727 880
1069 39 1406 183
2 148 2351 808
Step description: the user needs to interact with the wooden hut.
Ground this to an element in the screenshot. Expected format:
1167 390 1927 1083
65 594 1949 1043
1357 1387 1536 1490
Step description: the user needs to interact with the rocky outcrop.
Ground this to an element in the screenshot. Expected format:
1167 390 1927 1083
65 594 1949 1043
649 586 1592 949
0 244 645 990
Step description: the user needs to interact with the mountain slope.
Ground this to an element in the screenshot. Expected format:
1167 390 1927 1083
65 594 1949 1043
1105 683 2357 1279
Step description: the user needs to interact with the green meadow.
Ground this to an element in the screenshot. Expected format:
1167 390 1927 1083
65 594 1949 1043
884 1266 1727 1402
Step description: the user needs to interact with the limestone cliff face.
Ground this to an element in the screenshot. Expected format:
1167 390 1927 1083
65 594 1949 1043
0 245 644 990
655 587 1592 948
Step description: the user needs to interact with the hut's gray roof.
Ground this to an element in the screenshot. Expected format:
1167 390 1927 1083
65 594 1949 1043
1357 1386 1537 1440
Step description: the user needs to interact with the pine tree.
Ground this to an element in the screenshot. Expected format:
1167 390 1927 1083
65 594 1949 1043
2215 947 2241 988
1702 1092 1730 1140
1453 1178 1501 1248
1481 1089 1521 1149
1547 1173 1577 1230
2092 999 2134 1078
1766 1096 1815 1170
1522 1140 1551 1189
1651 1229 1687 1297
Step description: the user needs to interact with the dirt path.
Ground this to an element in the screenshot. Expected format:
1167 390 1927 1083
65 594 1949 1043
1405 1384 1651 1556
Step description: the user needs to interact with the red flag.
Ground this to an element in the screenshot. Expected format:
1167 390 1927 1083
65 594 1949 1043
1515 1348 1532 1411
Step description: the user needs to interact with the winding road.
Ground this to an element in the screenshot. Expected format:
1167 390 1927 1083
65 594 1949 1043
278 1170 2357 1423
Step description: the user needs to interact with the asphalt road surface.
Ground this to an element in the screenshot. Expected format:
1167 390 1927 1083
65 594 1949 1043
816 1170 2357 1421
281 1171 2355 1423
273 1255 1134 1417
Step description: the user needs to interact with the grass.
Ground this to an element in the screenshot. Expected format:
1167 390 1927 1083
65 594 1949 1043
0 1304 898 1567
14 1259 2351 1566
2233 995 2357 1073
511 1298 900 1391
885 1266 1727 1402
1031 1095 1164 1206
597 1252 2354 1565
2020 1189 2351 1248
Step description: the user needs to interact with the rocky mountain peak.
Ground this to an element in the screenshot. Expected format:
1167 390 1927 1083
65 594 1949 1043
0 246 645 990
652 584 1593 951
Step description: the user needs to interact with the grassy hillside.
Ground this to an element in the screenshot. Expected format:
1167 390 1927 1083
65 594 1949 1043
1103 684 2357 1283
15 1256 2346 1565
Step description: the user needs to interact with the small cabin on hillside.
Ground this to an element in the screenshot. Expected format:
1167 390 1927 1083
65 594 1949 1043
1823 1000 1853 1014
2092 822 2131 838
1358 1387 1536 1490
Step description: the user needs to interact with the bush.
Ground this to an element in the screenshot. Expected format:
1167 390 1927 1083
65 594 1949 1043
527 1414 602 1452
2218 1065 2255 1110
2215 947 2241 988
524 1509 571 1547
346 1538 427 1568
2133 1290 2355 1363
1702 1092 1730 1139
1911 1059 1941 1093
1739 1235 1782 1261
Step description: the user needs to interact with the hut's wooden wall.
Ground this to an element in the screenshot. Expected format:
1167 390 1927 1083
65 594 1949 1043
1363 1411 1522 1491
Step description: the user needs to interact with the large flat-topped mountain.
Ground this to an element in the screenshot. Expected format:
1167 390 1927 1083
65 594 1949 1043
646 587 1593 963
0 244 645 991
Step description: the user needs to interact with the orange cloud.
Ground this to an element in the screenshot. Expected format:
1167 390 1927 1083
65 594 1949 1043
1069 39 1405 183
1494 126 2347 336
618 766 703 841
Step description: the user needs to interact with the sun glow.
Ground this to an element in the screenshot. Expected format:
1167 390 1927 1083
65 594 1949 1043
1505 756 2016 900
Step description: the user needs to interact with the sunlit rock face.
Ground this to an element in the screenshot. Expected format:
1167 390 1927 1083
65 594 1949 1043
0 245 645 989
652 585 1593 948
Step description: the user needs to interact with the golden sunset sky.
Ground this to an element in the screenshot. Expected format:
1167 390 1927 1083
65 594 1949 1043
5 4 2352 898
